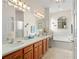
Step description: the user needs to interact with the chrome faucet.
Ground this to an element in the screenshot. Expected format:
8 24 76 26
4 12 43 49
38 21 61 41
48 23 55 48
6 37 14 44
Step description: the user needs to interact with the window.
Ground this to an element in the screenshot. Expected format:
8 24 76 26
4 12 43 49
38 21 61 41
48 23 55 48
58 16 67 29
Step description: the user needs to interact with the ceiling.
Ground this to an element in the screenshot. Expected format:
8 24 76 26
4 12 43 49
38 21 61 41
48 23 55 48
25 0 73 13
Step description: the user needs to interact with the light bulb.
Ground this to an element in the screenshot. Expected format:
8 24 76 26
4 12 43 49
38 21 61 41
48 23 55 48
22 9 25 12
19 7 22 10
13 0 17 3
34 13 39 17
23 4 26 8
8 1 13 6
56 0 63 2
56 0 59 2
14 4 18 8
27 6 30 10
36 12 43 17
18 1 22 7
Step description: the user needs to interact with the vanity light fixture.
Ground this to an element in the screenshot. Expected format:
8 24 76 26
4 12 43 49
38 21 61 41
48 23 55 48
34 12 44 18
56 0 64 3
36 12 44 17
8 0 30 11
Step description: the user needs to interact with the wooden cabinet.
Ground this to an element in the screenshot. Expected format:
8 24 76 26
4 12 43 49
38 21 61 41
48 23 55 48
3 38 49 59
42 39 47 54
34 47 39 59
46 39 49 51
42 39 49 54
34 41 43 59
38 41 43 59
24 45 33 59
3 55 11 59
11 50 23 59
24 50 33 59
3 50 23 59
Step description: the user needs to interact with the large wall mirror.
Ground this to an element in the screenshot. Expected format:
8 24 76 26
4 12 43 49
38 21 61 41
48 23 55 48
15 9 24 39
58 16 67 29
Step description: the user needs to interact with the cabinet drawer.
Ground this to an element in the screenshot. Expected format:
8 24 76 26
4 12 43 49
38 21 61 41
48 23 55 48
24 50 33 59
12 50 23 57
3 50 23 59
24 45 33 54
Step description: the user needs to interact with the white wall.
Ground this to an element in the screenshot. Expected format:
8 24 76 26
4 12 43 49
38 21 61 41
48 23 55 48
44 8 49 29
24 11 38 37
2 0 15 43
49 10 74 42
2 0 38 43
40 8 49 32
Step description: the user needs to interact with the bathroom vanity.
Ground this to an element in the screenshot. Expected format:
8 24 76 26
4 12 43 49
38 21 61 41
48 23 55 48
2 35 50 59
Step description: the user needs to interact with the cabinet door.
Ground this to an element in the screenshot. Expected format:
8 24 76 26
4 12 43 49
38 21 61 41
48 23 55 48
3 50 23 59
43 39 47 54
12 50 23 59
24 50 33 59
34 47 39 59
3 55 11 59
46 39 49 51
39 45 42 59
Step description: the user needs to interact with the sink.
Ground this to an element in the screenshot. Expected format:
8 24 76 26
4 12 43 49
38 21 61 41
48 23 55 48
24 36 35 40
5 40 24 47
13 41 24 45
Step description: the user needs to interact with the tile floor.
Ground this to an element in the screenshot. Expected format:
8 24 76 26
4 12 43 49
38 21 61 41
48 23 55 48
42 47 73 59
42 41 74 59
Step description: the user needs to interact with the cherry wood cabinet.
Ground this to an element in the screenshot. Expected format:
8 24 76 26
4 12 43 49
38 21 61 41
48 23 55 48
24 50 33 59
43 39 49 54
3 38 49 59
11 50 23 59
24 45 33 59
34 46 39 59
3 50 23 59
34 41 43 59
42 39 47 54
38 41 43 59
46 39 49 51
3 55 11 59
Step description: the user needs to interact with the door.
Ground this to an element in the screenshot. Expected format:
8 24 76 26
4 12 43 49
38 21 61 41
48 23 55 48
24 50 33 59
39 45 43 59
34 47 39 59
46 39 49 51
43 39 47 54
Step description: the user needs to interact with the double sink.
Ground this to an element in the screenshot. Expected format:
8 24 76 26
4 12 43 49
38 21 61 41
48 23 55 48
3 36 38 47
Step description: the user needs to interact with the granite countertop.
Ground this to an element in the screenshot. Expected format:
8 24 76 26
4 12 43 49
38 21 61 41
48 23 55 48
2 35 52 56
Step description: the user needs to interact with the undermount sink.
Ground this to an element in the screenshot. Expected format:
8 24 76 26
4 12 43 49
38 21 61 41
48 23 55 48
6 40 24 47
13 41 24 44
